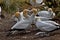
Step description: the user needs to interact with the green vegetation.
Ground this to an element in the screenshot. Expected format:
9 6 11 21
0 0 29 14
0 0 60 18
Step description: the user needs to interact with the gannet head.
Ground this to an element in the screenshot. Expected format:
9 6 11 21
23 9 29 18
48 8 53 12
14 11 20 18
31 8 38 15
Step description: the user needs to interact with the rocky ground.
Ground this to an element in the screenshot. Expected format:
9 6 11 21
0 15 60 40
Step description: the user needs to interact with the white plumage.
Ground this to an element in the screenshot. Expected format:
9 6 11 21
36 0 43 4
11 14 35 30
38 11 55 19
38 8 55 19
35 16 60 32
37 8 55 21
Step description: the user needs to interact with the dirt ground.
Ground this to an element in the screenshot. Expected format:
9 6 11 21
0 15 60 40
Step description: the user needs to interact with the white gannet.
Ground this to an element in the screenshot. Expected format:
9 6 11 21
37 8 55 20
35 16 60 37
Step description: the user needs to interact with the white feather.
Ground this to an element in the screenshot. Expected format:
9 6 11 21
38 11 55 19
35 16 60 31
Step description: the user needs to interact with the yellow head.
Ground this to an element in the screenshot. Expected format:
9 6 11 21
31 8 37 15
48 8 53 12
14 12 20 18
23 9 29 18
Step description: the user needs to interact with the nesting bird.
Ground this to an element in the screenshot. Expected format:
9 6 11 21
35 18 60 32
37 8 55 21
